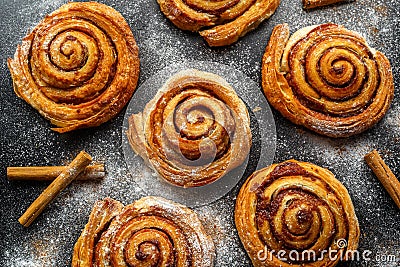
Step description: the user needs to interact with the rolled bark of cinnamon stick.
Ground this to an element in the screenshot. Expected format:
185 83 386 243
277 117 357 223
364 150 400 209
18 151 92 227
7 164 104 181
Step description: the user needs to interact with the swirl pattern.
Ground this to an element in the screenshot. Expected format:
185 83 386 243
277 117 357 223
127 69 251 187
262 23 394 137
72 196 214 267
157 0 280 46
302 0 347 9
235 160 360 267
7 2 139 133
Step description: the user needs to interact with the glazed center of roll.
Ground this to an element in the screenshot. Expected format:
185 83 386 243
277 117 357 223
50 32 91 72
285 205 313 236
313 47 365 100
175 103 214 139
255 173 350 263
162 91 235 165
184 0 240 13
322 55 355 86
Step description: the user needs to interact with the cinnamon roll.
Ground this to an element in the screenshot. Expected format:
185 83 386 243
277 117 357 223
127 69 252 188
235 160 360 267
302 0 348 9
8 2 140 133
72 196 215 267
157 0 280 46
262 23 394 137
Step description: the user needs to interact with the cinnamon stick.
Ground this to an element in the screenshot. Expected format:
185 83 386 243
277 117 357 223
7 164 104 181
302 0 347 9
18 151 92 227
364 150 400 209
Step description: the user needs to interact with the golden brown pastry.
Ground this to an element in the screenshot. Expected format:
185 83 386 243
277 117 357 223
235 159 360 267
72 196 215 267
157 0 280 46
127 69 252 188
302 0 348 9
8 2 139 133
262 23 394 137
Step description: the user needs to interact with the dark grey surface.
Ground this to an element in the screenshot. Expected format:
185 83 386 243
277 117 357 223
0 0 399 266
